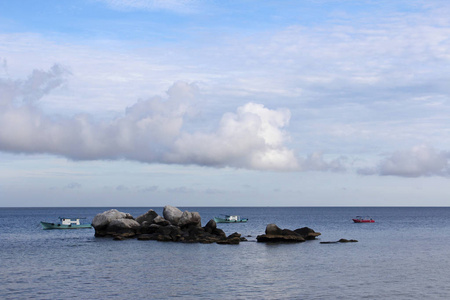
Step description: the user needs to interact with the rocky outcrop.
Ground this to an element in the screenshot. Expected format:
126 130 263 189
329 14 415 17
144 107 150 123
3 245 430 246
92 206 240 244
256 224 321 243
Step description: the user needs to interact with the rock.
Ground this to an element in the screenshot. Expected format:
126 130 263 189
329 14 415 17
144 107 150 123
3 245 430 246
137 234 157 241
92 209 134 229
163 205 183 225
320 239 358 244
294 227 321 240
178 211 201 228
135 209 159 224
338 239 358 243
141 223 160 234
94 206 242 244
204 219 217 233
217 232 241 244
265 223 283 235
106 219 141 237
153 216 171 226
257 224 306 243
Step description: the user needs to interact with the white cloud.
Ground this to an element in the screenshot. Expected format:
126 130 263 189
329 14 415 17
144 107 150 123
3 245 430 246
358 145 450 177
0 66 310 171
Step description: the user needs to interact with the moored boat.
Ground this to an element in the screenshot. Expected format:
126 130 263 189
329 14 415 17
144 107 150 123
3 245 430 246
40 217 92 229
352 216 375 223
214 215 248 223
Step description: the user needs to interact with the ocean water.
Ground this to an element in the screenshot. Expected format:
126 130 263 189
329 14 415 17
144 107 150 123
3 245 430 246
1 207 450 299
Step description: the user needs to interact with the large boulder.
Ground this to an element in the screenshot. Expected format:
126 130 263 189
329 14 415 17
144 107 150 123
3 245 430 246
92 209 135 236
106 219 141 237
257 224 306 243
178 211 201 228
135 209 159 224
92 209 133 229
163 205 183 225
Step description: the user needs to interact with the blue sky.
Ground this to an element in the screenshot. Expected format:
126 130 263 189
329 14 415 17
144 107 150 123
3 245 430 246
1 0 450 207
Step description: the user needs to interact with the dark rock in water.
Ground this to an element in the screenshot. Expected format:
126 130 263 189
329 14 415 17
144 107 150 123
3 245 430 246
135 209 159 224
294 227 321 240
320 239 358 244
217 232 241 244
163 205 183 225
265 223 283 235
257 224 305 243
338 239 358 243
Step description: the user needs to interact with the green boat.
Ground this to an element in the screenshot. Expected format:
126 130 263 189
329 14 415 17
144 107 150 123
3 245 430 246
40 217 92 229
214 215 248 223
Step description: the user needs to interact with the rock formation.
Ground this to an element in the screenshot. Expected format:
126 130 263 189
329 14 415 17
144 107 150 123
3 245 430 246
256 224 321 243
92 206 239 244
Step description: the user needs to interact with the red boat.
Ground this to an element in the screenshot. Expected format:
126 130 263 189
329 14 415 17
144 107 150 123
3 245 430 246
352 216 375 223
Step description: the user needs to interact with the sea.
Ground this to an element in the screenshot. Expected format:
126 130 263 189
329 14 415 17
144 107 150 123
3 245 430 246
1 206 450 299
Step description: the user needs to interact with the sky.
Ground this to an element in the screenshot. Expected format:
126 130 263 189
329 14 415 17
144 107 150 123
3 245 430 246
1 0 450 207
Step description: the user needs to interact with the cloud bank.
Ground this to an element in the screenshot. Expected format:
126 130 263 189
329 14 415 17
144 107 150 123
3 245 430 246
359 145 450 177
0 65 344 171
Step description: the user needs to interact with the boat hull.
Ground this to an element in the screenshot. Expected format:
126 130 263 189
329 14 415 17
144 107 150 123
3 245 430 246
214 217 248 223
352 219 375 223
40 221 92 229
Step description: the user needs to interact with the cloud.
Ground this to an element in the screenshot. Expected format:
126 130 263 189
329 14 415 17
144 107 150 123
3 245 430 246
0 65 314 171
358 145 450 177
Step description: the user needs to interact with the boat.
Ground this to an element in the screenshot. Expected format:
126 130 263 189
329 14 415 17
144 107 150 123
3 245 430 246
40 217 92 229
214 215 248 223
352 216 375 223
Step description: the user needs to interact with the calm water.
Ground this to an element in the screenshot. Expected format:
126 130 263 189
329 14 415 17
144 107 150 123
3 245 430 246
1 207 450 299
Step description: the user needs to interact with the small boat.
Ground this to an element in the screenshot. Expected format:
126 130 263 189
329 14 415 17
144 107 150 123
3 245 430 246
352 216 375 223
40 217 92 229
214 215 248 223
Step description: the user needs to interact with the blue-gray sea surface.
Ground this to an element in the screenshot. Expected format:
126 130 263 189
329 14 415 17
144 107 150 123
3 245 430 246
1 207 450 299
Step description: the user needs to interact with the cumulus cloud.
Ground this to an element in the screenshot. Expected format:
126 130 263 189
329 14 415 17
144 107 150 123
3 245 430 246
358 145 450 177
0 65 304 171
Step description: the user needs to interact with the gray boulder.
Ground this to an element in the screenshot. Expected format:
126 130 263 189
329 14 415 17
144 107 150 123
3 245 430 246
135 209 159 224
178 211 202 228
92 209 133 229
106 219 141 237
163 205 183 225
153 216 171 226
